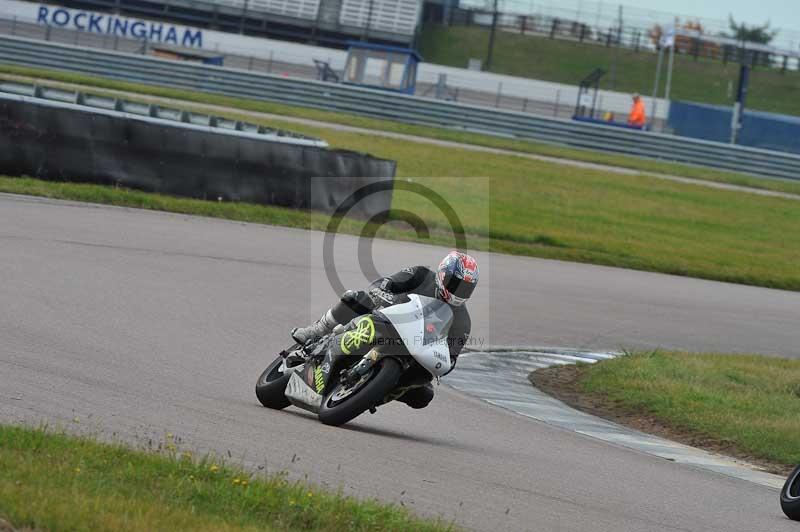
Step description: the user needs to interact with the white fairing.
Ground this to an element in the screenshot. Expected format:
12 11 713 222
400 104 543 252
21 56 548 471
379 295 453 378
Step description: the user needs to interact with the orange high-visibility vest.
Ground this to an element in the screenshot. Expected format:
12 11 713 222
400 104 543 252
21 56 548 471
628 99 646 127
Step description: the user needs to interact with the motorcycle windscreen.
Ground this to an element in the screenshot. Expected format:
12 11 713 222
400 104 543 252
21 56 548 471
420 297 453 345
420 296 454 376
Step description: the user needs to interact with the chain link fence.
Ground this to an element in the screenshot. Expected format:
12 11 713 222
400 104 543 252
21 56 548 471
421 3 800 118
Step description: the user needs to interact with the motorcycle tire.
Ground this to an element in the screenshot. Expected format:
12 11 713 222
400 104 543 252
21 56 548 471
255 356 292 410
318 357 402 427
781 464 800 521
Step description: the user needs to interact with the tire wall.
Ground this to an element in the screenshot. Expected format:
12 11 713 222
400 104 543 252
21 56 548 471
0 96 396 217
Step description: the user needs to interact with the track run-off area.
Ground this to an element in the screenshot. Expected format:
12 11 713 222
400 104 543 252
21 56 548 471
1 193 799 531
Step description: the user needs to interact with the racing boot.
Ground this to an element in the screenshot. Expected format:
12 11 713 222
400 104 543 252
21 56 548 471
291 309 338 345
396 383 435 409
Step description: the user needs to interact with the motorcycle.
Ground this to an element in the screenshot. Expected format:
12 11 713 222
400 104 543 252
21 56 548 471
781 464 800 521
255 294 454 426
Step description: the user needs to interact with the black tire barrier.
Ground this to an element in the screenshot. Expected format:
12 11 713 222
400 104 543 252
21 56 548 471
0 95 395 217
781 465 800 521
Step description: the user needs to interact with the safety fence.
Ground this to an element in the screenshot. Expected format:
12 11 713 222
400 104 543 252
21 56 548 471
440 0 800 69
1 35 799 180
668 101 800 155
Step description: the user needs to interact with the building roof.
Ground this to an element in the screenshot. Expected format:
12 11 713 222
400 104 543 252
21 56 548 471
345 40 423 62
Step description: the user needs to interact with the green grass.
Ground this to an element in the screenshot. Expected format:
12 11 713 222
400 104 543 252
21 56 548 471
5 63 800 198
3 142 800 292
419 25 800 116
0 424 453 532
578 350 800 466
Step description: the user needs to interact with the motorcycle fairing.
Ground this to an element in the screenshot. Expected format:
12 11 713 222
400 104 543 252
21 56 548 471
284 296 453 413
285 369 322 413
378 294 454 378
293 321 378 404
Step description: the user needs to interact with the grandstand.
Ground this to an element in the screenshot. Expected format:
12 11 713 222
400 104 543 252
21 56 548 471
41 0 423 46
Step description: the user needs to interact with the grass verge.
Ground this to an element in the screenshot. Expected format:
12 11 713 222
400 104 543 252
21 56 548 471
530 350 800 473
4 63 800 197
4 138 800 293
0 424 453 532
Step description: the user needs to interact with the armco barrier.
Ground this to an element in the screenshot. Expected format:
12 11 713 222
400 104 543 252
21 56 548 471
0 79 329 147
0 91 395 216
1 35 800 180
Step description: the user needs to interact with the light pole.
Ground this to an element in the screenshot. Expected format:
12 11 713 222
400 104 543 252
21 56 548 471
649 45 664 130
486 0 499 71
730 63 750 144
664 29 676 101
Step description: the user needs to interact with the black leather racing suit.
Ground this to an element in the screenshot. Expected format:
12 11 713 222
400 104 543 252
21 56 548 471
329 266 471 409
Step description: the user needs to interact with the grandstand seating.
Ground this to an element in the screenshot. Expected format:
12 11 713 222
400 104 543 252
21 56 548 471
48 0 422 45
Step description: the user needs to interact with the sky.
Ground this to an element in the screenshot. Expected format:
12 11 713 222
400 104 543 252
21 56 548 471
492 0 800 48
633 0 800 34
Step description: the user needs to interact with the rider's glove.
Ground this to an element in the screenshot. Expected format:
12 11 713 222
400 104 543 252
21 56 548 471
341 289 379 313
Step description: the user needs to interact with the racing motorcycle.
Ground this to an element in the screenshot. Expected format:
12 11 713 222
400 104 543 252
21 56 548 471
255 294 453 426
781 465 800 521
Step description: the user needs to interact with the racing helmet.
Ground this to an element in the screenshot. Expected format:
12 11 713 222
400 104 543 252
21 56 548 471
435 251 479 307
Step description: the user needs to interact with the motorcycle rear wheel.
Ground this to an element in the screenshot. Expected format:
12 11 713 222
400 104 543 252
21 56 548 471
781 465 800 521
255 356 292 409
318 358 402 427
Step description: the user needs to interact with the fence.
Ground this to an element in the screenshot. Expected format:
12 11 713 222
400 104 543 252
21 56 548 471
421 6 800 118
443 0 800 69
1 34 799 180
0 12 671 124
668 101 800 155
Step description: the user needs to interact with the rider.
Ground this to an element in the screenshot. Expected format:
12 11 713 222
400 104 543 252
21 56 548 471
291 250 479 409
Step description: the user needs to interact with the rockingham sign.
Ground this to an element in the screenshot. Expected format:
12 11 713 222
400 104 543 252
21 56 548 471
0 0 346 63
3 0 204 47
37 5 203 47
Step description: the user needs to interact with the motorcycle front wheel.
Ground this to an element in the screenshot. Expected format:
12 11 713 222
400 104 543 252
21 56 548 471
318 357 402 427
255 356 293 409
781 464 800 521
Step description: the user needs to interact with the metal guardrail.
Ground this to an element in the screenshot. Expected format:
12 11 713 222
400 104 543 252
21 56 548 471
0 15 601 122
0 80 327 147
1 35 799 180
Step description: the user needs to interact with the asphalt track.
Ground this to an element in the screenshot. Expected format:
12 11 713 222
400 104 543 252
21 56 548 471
1 193 799 531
